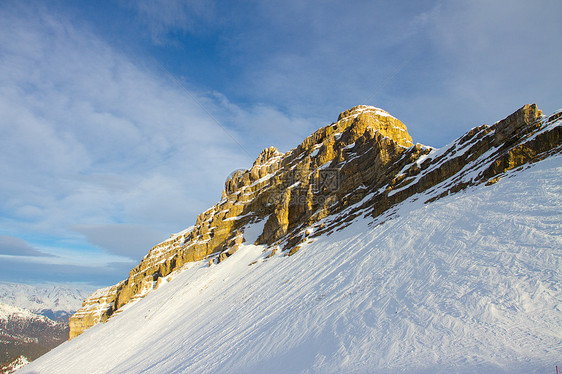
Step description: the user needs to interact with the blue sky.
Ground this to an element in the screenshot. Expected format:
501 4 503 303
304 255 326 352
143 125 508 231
0 0 560 287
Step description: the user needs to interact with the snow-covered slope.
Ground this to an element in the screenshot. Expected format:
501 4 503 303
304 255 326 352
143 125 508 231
0 303 51 323
2 355 30 374
0 283 92 320
20 153 561 373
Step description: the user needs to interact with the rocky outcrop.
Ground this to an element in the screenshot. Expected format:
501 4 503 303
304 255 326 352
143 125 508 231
69 104 561 339
68 282 123 339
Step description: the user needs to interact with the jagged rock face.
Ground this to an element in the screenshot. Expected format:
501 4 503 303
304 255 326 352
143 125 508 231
336 105 413 147
68 282 123 339
69 103 562 339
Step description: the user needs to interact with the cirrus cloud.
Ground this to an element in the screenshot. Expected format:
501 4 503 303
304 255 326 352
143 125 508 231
0 235 54 257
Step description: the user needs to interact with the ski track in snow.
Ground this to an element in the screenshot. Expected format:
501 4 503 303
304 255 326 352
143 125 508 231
20 155 562 374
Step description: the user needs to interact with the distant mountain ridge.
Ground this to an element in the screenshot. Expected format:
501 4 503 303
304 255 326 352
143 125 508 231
0 283 92 371
0 303 68 371
0 283 92 321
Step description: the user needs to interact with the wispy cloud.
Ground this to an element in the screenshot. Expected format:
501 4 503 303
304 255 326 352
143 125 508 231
0 235 54 257
0 3 245 264
72 224 168 261
1 0 560 286
0 256 134 286
386 0 562 144
0 2 319 283
211 1 436 117
130 0 561 147
124 0 216 44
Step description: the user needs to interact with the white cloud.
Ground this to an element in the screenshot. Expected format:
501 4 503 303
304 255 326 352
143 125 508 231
209 92 322 154
0 235 53 257
124 0 216 43
2 0 560 285
72 224 167 261
410 0 562 135
120 0 562 150
0 256 135 286
0 3 246 261
357 0 562 146
0 2 323 270
218 1 438 117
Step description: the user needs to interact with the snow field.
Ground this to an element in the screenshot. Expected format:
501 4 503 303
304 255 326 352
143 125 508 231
21 154 562 374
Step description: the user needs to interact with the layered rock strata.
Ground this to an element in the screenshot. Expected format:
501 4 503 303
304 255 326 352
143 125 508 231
69 104 561 338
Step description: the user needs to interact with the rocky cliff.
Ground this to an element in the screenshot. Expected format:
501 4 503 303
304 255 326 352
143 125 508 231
69 104 561 339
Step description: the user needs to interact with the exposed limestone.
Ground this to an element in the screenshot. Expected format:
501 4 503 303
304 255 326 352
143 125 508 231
69 104 561 339
287 245 301 257
314 104 560 235
336 105 413 147
68 282 123 339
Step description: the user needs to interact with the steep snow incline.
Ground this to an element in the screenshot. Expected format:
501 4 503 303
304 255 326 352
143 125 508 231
21 155 561 374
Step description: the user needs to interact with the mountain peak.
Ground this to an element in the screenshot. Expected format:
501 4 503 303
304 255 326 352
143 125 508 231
253 146 282 167
335 105 413 147
67 103 561 341
337 104 394 121
25 102 562 372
